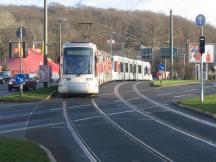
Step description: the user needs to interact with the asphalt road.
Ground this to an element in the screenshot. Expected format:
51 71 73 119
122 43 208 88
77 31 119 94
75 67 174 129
1 81 216 162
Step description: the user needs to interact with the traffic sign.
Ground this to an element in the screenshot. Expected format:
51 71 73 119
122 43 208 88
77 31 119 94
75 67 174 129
195 14 206 27
15 74 25 85
16 27 26 38
158 64 165 71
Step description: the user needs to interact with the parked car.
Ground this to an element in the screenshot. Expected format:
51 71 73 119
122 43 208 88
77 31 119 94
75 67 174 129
8 74 37 91
0 71 11 84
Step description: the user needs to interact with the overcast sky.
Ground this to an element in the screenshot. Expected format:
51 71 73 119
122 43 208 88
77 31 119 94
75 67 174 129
1 0 216 27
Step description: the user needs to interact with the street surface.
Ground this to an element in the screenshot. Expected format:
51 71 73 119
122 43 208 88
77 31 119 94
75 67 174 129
1 81 216 162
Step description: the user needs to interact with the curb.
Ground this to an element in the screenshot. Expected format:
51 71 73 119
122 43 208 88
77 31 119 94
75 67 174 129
39 144 57 162
152 82 199 88
174 102 216 119
45 90 57 100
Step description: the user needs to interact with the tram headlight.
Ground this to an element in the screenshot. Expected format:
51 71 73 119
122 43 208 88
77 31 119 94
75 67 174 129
63 78 71 81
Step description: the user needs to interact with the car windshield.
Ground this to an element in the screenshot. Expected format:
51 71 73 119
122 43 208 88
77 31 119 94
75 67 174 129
63 47 93 75
0 72 6 76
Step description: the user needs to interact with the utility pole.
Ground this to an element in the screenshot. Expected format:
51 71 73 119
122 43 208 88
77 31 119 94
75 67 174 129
59 19 66 80
19 28 23 97
170 10 174 80
43 0 48 88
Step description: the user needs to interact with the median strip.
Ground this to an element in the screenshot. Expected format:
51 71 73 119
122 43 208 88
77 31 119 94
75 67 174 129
0 86 57 102
152 80 199 87
177 93 216 118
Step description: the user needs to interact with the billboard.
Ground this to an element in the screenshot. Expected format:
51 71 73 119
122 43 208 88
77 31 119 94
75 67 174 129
189 43 214 63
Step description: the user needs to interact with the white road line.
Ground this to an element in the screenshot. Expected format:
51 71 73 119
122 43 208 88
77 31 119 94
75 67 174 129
184 89 197 92
127 97 141 101
156 93 171 96
142 105 159 110
0 102 36 109
174 94 195 98
24 101 42 131
0 122 64 134
74 115 101 122
49 104 91 111
108 110 135 116
74 110 135 122
99 92 114 96
147 110 168 114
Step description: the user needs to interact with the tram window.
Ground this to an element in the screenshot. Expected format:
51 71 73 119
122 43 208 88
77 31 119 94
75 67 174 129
138 65 142 73
120 62 124 72
130 64 133 72
125 63 128 72
114 61 118 72
63 47 93 75
145 67 148 75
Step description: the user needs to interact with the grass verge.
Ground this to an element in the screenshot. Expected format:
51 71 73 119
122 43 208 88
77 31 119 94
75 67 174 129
178 94 216 114
0 138 50 162
153 80 199 87
0 86 57 102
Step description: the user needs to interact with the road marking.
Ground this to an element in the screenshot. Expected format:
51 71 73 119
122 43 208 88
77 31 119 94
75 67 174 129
0 122 64 134
49 104 91 111
174 94 195 98
142 105 159 110
127 97 141 101
108 110 135 116
184 89 197 92
74 115 101 122
147 110 167 114
0 102 37 109
156 93 171 96
99 92 114 96
74 110 135 122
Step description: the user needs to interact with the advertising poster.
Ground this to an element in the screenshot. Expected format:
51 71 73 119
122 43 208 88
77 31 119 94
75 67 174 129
205 45 214 63
189 43 214 63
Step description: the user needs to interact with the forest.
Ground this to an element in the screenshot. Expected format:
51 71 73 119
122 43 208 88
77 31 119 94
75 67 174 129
0 3 216 79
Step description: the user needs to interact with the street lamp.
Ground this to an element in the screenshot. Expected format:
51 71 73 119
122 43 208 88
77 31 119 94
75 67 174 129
58 18 66 80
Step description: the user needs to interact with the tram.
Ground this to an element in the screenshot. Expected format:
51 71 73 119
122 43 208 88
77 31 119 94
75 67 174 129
58 42 152 94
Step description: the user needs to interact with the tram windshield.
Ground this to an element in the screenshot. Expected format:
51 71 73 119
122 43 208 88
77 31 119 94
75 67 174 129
63 47 93 75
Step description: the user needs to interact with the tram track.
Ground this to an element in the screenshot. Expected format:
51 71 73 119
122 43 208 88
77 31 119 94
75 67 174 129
114 82 216 148
133 82 216 128
63 95 172 162
62 100 101 162
91 98 173 162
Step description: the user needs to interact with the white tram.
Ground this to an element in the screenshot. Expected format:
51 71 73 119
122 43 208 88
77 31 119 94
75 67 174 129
58 42 152 94
58 42 99 94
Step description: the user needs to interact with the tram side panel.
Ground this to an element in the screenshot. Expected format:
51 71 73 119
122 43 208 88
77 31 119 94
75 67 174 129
96 50 112 85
